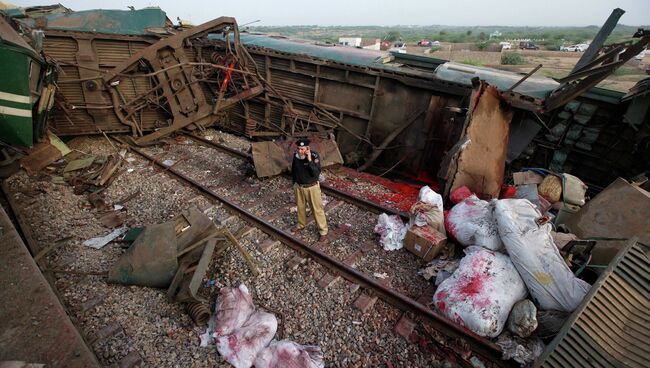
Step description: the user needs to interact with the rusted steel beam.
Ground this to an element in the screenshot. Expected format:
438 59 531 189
113 136 510 366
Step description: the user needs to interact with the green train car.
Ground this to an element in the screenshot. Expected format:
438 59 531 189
0 15 54 148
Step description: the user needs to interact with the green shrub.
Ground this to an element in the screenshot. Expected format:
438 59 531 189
501 53 526 65
460 59 484 66
430 46 441 52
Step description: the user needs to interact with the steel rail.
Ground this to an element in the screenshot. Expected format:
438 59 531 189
181 131 410 220
114 136 511 366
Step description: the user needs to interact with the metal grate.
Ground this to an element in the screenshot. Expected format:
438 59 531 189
538 238 650 368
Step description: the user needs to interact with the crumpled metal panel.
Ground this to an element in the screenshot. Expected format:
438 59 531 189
537 239 650 368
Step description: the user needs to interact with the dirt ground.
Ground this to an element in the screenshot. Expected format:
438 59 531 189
405 45 649 92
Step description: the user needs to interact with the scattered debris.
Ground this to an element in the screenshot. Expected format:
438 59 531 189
506 299 538 338
20 132 70 174
82 227 128 249
418 259 460 285
565 178 650 263
373 213 407 251
496 332 545 365
251 137 343 178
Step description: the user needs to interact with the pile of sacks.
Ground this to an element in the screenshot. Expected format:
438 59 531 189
509 170 588 215
373 186 445 251
201 284 324 368
434 188 591 341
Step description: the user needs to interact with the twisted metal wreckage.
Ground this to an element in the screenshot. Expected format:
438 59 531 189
1 7 649 193
1 5 650 368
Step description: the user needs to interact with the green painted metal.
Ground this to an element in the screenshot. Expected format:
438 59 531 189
435 62 560 99
0 45 34 147
21 8 168 35
239 34 387 68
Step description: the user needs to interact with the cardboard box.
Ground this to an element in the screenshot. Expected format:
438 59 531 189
403 226 447 262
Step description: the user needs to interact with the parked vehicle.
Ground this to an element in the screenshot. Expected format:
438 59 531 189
499 41 512 50
417 39 432 47
519 41 539 50
431 40 441 47
561 44 588 52
393 41 406 48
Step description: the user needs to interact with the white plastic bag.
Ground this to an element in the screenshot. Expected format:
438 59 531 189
418 186 444 208
433 246 527 337
214 284 255 337
254 340 324 368
374 213 407 251
216 311 278 368
494 199 590 312
446 195 503 251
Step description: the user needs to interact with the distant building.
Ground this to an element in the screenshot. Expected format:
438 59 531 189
338 37 380 50
489 30 502 39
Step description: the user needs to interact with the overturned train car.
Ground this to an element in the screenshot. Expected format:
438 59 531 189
12 8 650 194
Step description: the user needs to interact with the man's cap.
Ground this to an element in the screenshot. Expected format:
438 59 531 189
296 138 310 147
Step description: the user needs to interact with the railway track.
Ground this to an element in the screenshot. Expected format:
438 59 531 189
113 133 511 367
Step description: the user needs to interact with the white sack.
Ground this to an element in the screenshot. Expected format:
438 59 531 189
446 195 503 251
214 284 255 337
494 199 590 312
374 213 407 251
433 246 527 337
217 311 278 368
254 340 324 368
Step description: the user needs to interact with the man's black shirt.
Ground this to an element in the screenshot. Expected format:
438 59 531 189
292 151 321 184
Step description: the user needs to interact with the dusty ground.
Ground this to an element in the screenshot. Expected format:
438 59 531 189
2 130 462 367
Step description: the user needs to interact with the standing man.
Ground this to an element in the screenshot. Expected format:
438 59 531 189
291 138 328 241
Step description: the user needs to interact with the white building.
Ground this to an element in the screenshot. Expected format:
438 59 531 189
338 37 362 47
338 37 381 51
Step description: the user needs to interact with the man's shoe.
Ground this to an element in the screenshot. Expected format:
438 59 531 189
291 226 305 234
318 233 329 242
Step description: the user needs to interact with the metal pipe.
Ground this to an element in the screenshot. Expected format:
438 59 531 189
113 136 509 366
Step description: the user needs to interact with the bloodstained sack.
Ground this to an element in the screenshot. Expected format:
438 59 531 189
254 340 324 368
433 246 527 337
494 199 590 312
216 311 278 368
214 284 255 337
446 195 503 251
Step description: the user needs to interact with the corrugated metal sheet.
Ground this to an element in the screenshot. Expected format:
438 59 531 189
270 68 315 102
538 239 650 368
95 39 150 65
42 36 77 62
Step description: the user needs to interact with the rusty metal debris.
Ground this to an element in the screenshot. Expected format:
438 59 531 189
107 206 260 325
250 135 343 177
438 82 513 199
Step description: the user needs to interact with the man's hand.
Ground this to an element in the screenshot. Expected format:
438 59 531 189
306 147 312 161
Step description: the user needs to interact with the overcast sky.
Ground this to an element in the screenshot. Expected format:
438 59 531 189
11 0 650 26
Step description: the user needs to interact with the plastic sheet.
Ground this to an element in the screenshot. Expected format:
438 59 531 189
494 199 590 312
